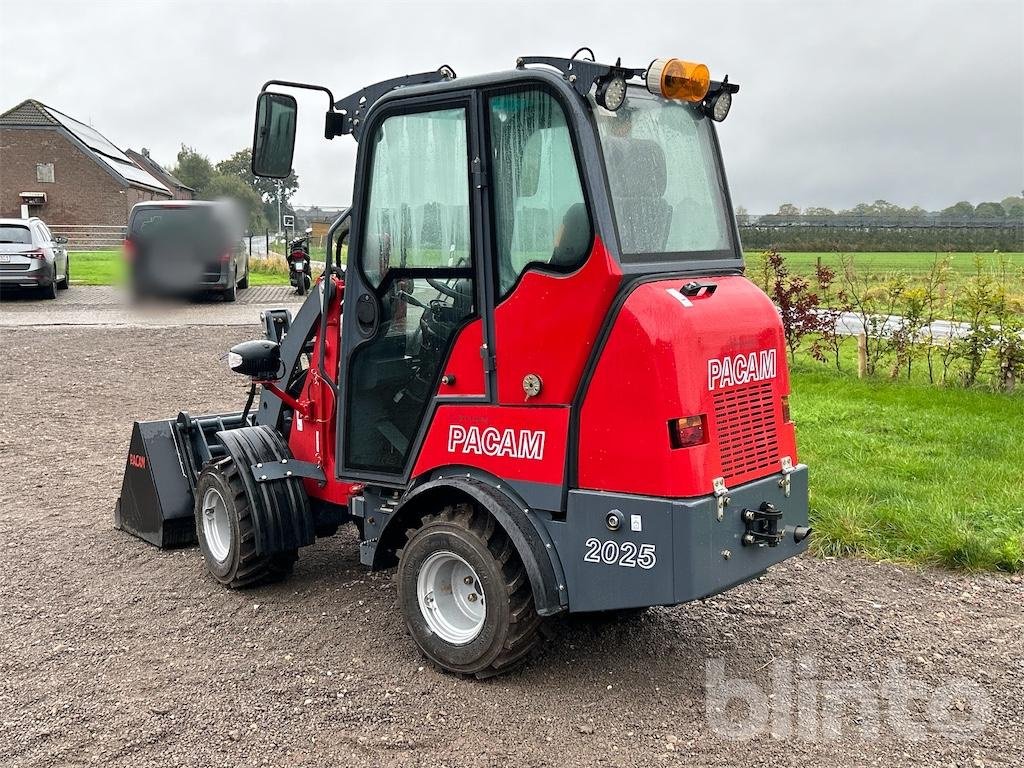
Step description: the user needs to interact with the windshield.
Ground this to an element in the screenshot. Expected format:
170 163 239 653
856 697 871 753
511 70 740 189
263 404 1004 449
593 87 734 262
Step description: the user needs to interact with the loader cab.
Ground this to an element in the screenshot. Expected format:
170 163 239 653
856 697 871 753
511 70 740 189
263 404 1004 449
251 57 744 487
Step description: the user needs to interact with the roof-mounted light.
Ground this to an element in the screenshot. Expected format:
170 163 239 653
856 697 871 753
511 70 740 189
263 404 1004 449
706 89 732 122
595 72 627 111
646 58 710 103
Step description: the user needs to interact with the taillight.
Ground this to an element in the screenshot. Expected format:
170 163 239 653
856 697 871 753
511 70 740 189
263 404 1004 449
781 396 792 423
669 415 707 449
220 251 232 263
25 248 47 260
123 238 135 262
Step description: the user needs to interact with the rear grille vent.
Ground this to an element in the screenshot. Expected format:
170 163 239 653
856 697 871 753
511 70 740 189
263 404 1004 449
0 263 31 272
713 380 779 482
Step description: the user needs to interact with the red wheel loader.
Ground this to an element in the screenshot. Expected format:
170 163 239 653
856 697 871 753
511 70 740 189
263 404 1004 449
115 52 811 677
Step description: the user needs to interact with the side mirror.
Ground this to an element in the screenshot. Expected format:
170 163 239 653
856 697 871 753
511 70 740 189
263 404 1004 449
251 92 297 178
305 227 313 234
54 235 68 245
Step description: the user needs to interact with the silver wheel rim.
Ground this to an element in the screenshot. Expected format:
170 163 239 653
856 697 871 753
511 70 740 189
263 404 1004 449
201 487 232 563
416 551 485 645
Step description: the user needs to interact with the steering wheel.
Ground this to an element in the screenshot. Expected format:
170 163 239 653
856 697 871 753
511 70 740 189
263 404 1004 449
426 277 462 299
398 289 428 309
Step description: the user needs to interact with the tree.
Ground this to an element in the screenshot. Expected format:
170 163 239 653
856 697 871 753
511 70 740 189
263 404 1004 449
974 201 1006 219
776 203 801 216
217 148 299 229
204 174 268 232
1000 196 1024 218
804 206 835 217
941 201 975 218
734 205 751 226
171 145 216 195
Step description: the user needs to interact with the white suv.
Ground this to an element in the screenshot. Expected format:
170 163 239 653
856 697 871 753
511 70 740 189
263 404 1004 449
0 217 70 299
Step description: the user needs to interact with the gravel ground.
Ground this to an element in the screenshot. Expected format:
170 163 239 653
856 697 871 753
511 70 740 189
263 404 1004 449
0 325 1021 768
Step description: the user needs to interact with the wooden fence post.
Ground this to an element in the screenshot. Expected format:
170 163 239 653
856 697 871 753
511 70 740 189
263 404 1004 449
857 333 868 378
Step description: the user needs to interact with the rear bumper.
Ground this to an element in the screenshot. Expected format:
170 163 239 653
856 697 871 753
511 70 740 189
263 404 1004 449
0 261 53 287
131 259 231 295
544 466 810 612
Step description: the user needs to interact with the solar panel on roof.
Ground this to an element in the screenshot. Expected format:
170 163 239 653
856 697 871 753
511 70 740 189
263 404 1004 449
45 108 131 162
40 105 169 192
96 155 170 192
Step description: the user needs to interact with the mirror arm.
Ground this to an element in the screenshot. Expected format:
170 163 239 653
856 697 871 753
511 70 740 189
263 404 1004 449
260 79 335 106
260 80 344 141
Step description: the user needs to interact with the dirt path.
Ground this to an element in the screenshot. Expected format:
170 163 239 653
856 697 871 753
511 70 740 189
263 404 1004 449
0 326 1020 767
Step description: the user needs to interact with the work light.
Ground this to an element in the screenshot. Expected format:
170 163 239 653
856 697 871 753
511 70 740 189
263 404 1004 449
705 89 732 122
595 73 627 111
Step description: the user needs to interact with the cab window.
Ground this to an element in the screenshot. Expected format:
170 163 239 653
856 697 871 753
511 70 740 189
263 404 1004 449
360 107 471 288
488 89 590 297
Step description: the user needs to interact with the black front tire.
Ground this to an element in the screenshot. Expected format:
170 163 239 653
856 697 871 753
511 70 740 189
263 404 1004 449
194 458 296 589
396 504 545 677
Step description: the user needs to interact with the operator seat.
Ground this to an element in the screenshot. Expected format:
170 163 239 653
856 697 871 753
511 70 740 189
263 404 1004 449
601 137 672 253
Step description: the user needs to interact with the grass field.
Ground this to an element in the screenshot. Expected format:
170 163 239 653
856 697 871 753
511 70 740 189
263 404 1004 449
68 250 289 286
793 362 1023 572
748 250 1024 275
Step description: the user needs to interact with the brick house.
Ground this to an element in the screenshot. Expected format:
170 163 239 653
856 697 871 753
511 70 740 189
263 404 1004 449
125 148 195 201
0 99 171 226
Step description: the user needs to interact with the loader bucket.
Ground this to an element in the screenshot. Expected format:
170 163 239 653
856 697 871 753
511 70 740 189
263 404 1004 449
114 419 197 548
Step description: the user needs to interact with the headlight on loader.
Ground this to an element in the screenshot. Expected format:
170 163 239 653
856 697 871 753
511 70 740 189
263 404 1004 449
227 339 282 379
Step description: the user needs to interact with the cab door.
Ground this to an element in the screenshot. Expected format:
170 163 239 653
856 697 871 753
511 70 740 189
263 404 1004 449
338 93 490 482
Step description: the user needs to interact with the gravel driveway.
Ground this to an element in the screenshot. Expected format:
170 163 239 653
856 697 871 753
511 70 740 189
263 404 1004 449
0 324 1020 768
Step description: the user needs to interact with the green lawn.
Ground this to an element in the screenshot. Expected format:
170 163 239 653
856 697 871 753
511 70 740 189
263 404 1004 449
68 251 127 285
68 250 288 286
793 364 1024 572
746 250 1024 275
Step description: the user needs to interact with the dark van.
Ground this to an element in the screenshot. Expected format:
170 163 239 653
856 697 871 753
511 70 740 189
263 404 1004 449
125 200 249 301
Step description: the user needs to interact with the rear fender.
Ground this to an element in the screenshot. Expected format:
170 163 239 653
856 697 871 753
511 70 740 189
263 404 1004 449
373 477 568 616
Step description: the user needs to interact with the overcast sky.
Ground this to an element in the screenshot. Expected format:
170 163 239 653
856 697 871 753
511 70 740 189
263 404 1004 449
1 0 1021 212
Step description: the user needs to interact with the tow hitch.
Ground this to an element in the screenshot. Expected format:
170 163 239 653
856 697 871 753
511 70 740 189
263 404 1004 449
741 502 784 547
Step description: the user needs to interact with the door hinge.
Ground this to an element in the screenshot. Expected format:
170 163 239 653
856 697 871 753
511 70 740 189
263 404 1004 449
480 343 496 372
471 156 487 190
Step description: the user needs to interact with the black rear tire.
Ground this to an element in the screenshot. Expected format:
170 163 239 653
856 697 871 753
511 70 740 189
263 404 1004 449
194 457 296 588
238 266 249 289
222 279 237 302
397 504 545 677
57 258 69 289
38 280 57 300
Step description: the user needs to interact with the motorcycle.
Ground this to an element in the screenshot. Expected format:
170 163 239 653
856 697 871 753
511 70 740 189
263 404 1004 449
288 229 313 295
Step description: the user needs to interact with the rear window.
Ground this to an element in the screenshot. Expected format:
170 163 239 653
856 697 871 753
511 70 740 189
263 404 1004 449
129 205 243 244
593 87 735 262
0 225 32 244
